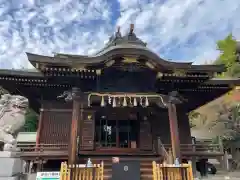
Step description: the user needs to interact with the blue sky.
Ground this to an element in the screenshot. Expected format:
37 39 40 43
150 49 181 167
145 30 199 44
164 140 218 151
0 0 239 69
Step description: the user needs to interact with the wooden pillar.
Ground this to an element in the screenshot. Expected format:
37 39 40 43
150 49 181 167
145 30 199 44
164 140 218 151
36 106 44 147
191 137 197 177
68 87 81 165
168 102 181 162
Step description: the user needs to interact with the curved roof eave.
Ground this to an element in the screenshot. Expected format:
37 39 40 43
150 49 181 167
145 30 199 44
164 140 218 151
205 78 240 85
0 69 43 77
26 46 192 68
26 46 226 72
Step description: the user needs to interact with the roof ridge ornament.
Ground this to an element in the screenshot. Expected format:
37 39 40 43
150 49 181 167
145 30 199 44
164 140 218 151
129 24 134 35
94 24 147 55
115 26 122 38
117 26 120 33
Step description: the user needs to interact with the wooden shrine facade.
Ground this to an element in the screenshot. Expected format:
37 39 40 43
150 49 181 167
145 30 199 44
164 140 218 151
62 88 195 164
0 25 239 164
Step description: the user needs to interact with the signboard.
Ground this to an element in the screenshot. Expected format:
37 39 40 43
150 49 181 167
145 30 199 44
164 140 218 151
36 172 60 180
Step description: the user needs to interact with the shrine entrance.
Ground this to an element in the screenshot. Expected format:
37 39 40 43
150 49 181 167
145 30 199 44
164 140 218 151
95 110 139 149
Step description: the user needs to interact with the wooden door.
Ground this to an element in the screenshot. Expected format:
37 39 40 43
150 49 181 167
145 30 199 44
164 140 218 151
80 110 95 150
139 118 152 151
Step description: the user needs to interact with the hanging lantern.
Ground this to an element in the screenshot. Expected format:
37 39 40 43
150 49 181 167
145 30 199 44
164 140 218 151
101 96 105 107
112 97 116 107
123 97 127 107
133 97 137 107
145 97 149 107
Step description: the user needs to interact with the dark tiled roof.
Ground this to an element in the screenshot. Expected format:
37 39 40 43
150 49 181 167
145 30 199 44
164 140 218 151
0 69 43 77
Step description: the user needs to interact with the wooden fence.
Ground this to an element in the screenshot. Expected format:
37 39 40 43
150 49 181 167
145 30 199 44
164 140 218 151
152 161 193 180
60 162 104 180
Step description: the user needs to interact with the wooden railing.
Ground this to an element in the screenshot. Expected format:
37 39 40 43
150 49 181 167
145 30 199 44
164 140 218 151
17 143 68 152
156 137 170 161
17 143 223 154
60 162 104 180
152 161 193 180
164 144 222 153
95 142 131 148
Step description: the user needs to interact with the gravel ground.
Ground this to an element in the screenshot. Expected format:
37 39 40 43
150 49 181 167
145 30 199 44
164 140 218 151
195 171 240 180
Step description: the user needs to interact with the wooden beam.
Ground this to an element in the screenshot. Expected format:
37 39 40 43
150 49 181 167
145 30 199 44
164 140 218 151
40 108 72 112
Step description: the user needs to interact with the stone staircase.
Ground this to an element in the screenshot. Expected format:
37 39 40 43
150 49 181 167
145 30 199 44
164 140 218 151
85 156 161 180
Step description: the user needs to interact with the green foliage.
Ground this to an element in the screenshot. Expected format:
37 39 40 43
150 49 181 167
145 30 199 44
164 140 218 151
188 111 207 128
210 103 240 141
214 34 239 77
188 111 201 119
188 111 199 128
227 63 240 77
216 34 237 67
211 34 240 148
23 109 38 132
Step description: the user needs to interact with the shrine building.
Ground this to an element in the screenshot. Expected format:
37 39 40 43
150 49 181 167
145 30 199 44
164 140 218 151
0 24 239 179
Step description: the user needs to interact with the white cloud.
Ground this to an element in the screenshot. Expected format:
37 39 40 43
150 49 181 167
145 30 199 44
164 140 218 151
0 0 239 69
0 0 112 69
117 0 240 64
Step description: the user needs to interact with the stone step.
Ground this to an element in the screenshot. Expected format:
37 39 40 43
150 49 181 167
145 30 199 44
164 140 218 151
83 156 159 180
102 164 153 180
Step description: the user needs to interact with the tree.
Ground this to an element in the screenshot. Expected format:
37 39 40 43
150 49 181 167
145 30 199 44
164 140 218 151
214 34 239 77
189 111 199 128
23 109 38 132
188 111 207 128
209 103 240 141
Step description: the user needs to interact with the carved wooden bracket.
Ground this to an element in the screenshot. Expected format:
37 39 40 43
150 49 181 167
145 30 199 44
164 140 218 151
57 87 82 102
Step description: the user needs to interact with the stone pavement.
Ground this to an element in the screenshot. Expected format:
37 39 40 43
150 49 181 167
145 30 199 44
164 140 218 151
195 171 240 180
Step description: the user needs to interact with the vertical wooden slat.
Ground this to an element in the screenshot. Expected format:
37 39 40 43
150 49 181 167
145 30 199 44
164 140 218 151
60 162 104 180
152 161 157 180
75 164 78 180
78 167 81 180
97 164 100 180
60 162 68 180
152 162 194 180
83 168 86 179
157 163 159 180
101 161 104 180
187 164 193 180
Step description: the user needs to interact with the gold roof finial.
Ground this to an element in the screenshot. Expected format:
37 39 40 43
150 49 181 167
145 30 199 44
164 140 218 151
130 24 134 34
